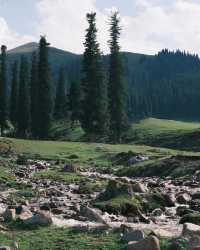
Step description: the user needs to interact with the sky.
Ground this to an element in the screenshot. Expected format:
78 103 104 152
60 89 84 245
0 0 200 55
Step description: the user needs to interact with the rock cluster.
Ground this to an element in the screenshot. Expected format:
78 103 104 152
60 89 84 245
0 154 199 249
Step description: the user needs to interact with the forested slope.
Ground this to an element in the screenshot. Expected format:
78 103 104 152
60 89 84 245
7 43 200 121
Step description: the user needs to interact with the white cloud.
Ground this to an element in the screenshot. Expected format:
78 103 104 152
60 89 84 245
121 0 200 54
0 17 35 50
36 0 200 55
36 0 109 54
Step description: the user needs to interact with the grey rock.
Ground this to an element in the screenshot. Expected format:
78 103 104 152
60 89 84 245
182 223 200 238
163 193 176 207
177 193 191 204
2 208 16 222
132 183 148 193
127 236 160 250
80 206 107 224
188 236 200 250
122 230 145 243
23 211 52 226
0 247 11 250
152 208 163 216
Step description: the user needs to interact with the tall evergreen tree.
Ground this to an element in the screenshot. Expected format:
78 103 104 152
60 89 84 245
37 36 53 139
81 12 109 137
30 52 38 137
108 12 128 142
54 67 67 120
17 56 30 137
10 61 19 126
69 80 81 125
0 45 8 135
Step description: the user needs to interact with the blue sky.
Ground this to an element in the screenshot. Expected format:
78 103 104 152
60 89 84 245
0 0 200 55
0 0 37 34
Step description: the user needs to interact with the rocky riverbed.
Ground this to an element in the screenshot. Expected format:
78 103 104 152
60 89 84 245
0 154 199 249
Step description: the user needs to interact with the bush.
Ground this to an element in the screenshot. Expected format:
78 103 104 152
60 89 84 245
161 238 186 250
179 212 200 225
94 195 141 215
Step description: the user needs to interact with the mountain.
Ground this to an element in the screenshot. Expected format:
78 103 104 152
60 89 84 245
8 42 39 54
7 43 82 85
6 43 200 121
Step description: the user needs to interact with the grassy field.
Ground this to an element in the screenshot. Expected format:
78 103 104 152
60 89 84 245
0 227 126 250
0 226 184 250
0 117 200 178
126 118 200 151
2 137 176 167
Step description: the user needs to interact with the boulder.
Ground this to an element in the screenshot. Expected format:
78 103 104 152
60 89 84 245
2 208 16 221
177 193 191 204
51 208 64 215
192 193 200 200
122 230 145 243
182 223 200 238
190 199 200 211
132 183 148 193
23 211 52 226
187 236 200 250
150 229 174 238
63 164 79 173
127 236 160 250
0 247 11 250
163 193 176 207
80 206 107 224
152 208 163 216
137 209 151 224
18 209 33 221
98 180 134 200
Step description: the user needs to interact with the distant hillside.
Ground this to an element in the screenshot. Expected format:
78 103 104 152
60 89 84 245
7 43 82 87
8 42 39 54
6 43 200 121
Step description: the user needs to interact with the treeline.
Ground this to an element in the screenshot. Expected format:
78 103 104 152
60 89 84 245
0 12 128 142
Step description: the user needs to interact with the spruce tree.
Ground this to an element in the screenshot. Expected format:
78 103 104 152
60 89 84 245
108 12 128 142
10 61 19 127
37 36 53 139
69 80 81 125
30 52 38 137
0 45 8 135
81 12 109 137
54 67 67 120
17 56 30 137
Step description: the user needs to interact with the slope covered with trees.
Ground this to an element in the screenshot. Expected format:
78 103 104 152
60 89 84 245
6 44 200 121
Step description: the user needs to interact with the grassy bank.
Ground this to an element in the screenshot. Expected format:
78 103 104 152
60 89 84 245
126 118 200 151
